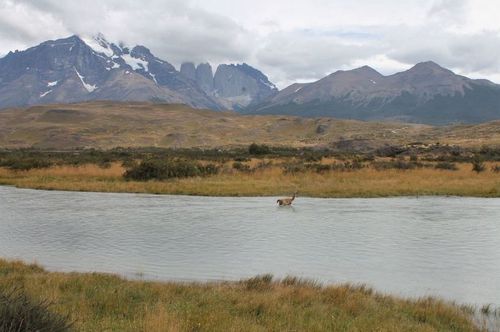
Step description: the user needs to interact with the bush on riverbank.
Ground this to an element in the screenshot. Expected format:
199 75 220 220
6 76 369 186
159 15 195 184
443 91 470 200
2 145 500 173
372 160 423 170
123 159 219 181
472 159 486 173
0 287 71 331
434 161 458 171
249 143 271 155
0 157 53 170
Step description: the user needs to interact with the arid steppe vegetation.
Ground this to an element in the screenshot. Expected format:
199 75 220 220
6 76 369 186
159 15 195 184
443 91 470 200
1 145 500 197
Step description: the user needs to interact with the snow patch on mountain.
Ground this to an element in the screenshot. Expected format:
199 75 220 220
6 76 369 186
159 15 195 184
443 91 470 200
122 54 148 71
261 79 277 90
74 68 97 93
150 73 158 84
40 90 52 98
47 81 58 87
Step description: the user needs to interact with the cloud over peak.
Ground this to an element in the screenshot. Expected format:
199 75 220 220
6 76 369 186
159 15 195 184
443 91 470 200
1 0 500 88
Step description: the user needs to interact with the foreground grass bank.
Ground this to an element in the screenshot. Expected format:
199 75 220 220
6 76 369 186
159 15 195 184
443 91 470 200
1 161 500 197
0 259 481 331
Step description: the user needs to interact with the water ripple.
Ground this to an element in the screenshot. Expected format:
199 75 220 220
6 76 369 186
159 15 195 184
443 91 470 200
0 186 499 306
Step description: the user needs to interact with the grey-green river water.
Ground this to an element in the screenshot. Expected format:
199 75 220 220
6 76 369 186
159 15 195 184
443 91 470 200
1 186 499 306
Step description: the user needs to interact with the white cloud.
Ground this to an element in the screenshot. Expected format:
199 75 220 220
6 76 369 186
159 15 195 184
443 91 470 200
1 0 500 88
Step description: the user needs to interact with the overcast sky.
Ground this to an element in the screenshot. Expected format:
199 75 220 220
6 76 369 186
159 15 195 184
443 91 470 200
1 0 500 88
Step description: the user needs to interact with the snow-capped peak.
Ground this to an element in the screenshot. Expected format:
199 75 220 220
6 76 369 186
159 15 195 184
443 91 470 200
80 33 114 58
122 53 149 72
94 32 109 46
77 34 159 75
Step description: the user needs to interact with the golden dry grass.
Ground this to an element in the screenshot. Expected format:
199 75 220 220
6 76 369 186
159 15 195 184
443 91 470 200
1 161 499 197
0 259 481 331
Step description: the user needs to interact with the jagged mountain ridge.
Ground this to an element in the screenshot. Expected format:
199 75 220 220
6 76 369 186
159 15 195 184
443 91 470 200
247 61 500 125
0 34 278 110
180 62 278 109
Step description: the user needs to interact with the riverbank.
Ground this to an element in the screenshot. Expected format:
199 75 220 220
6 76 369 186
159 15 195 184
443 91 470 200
0 259 482 331
1 162 500 197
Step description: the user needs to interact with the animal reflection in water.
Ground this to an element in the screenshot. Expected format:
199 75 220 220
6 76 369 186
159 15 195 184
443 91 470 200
277 192 297 206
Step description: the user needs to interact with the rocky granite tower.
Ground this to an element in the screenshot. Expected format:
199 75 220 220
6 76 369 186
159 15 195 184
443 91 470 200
195 63 214 94
180 62 196 81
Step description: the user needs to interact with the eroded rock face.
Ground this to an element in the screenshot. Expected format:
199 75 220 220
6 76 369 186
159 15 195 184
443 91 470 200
195 63 214 95
214 64 277 103
180 62 196 81
178 61 278 109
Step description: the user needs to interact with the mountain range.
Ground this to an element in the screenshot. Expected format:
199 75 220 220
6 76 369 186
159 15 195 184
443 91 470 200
1 34 500 125
247 62 500 125
0 34 276 111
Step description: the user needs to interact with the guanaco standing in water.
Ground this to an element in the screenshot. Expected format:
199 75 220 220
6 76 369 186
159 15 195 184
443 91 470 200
277 192 297 206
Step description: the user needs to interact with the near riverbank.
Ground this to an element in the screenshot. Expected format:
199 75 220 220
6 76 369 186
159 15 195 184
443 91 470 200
0 259 483 331
1 162 500 197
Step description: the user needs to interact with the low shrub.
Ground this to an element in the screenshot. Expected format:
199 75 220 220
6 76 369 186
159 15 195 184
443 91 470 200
342 160 364 170
234 157 250 162
434 162 458 171
0 158 53 170
232 161 251 172
254 160 273 170
124 159 219 181
0 287 72 332
311 163 331 173
472 160 486 173
121 158 138 169
243 274 273 291
372 160 419 171
303 153 322 162
330 161 363 172
282 163 306 174
248 143 271 155
492 165 500 173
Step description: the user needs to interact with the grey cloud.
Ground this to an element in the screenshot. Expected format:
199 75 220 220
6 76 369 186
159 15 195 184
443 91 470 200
255 30 383 85
428 0 468 25
0 1 69 52
385 26 500 74
1 0 500 88
7 0 253 67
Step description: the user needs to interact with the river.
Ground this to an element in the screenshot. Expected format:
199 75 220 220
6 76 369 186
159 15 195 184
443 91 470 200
1 186 499 306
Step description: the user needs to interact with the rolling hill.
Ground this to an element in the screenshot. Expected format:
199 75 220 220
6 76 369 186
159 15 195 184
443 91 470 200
1 101 499 149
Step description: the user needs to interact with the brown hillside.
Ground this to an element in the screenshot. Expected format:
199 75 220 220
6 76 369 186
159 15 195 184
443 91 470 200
0 101 499 149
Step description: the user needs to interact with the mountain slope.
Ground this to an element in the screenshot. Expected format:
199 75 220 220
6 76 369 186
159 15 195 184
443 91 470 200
248 61 500 125
0 34 223 110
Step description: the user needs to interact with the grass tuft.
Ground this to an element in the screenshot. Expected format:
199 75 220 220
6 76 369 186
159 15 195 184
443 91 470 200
0 259 484 331
0 287 72 332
